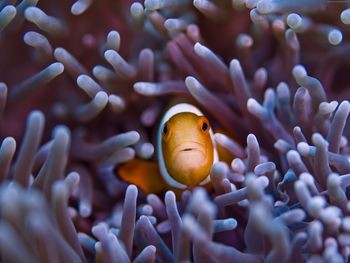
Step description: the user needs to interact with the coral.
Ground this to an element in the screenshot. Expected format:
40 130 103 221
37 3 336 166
2 0 350 262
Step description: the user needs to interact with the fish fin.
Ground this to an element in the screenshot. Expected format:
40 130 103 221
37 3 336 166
118 159 168 194
216 143 235 164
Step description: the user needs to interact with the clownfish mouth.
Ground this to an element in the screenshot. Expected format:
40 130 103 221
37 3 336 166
172 142 207 171
170 145 208 185
182 147 194 152
173 142 206 155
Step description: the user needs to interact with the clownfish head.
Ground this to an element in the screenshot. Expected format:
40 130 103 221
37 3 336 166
157 103 218 189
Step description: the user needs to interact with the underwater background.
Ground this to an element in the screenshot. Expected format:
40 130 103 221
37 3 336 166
1 0 350 262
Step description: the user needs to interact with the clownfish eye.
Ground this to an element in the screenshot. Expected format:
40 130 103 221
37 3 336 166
201 122 208 132
162 124 168 135
198 117 210 133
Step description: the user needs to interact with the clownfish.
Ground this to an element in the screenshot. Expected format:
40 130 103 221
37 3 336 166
118 103 220 194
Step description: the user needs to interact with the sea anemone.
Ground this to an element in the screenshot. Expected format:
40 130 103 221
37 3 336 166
1 0 350 262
